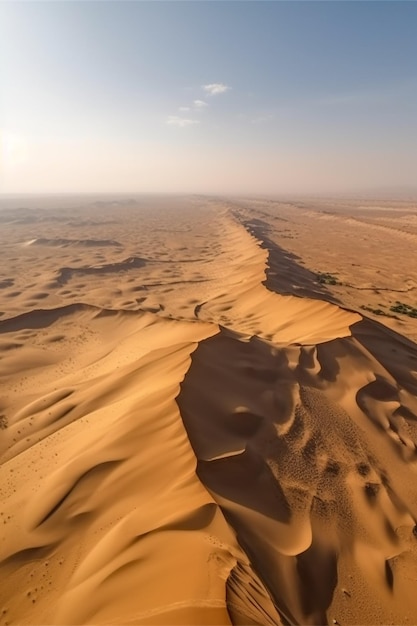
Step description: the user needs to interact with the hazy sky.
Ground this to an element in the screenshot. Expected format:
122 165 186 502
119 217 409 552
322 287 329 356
1 1 416 195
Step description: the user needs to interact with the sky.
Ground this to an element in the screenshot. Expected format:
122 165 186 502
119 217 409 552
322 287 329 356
1 0 417 196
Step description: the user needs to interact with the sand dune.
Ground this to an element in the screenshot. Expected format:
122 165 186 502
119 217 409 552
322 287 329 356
228 197 417 342
178 319 417 625
1 195 417 625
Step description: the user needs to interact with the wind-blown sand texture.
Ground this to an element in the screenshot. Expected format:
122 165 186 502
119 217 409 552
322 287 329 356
1 195 417 625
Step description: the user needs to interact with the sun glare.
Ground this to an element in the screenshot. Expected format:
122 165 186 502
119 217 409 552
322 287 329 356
0 129 28 169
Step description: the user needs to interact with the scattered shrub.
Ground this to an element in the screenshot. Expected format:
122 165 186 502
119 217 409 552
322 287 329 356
316 272 339 285
389 301 417 318
360 305 387 316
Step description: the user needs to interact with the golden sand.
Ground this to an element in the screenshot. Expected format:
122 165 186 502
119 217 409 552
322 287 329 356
1 195 417 624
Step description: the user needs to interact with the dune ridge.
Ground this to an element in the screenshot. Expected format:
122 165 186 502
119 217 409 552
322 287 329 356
194 210 361 345
225 198 417 342
1 197 417 625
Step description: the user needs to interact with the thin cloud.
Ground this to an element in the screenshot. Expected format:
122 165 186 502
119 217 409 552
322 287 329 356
194 99 208 108
203 83 230 96
166 116 200 128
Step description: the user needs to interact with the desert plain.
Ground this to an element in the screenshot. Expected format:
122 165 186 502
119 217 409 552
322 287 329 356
1 194 417 625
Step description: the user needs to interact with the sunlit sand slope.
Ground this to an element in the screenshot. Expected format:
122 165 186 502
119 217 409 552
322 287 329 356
0 306 283 625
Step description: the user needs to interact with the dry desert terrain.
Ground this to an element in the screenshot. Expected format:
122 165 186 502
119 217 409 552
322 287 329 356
1 194 417 625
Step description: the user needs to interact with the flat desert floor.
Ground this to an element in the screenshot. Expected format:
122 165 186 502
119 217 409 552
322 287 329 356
1 194 417 625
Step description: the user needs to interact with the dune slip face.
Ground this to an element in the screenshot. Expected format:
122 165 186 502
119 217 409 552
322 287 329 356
1 196 417 625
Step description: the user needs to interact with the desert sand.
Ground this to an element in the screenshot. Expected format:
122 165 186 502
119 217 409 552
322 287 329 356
1 194 417 625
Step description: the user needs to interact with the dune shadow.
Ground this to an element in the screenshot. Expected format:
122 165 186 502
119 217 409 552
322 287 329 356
178 329 341 624
236 215 342 304
0 303 94 333
56 256 147 285
198 450 292 524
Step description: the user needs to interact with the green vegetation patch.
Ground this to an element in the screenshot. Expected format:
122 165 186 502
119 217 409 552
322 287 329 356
390 301 417 318
360 305 388 316
360 304 399 319
316 272 340 286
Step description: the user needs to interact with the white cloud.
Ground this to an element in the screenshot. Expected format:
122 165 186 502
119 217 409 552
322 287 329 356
166 116 200 128
179 106 190 112
203 83 230 96
193 99 208 108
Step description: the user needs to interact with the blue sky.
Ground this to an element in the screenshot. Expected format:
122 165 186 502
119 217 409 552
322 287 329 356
1 1 416 195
